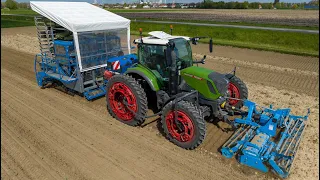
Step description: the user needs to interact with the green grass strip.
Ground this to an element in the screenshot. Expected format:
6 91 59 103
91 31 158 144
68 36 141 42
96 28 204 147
130 18 319 30
1 19 34 28
1 9 38 15
131 22 319 57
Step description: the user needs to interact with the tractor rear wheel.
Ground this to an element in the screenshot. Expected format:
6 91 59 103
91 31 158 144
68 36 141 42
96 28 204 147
161 100 206 150
106 74 148 126
226 74 248 109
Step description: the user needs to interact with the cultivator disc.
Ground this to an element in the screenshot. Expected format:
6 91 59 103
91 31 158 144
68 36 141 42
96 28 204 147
221 100 310 178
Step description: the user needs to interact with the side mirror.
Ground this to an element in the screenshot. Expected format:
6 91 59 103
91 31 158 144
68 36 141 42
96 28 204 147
193 55 206 64
209 38 213 53
191 37 199 45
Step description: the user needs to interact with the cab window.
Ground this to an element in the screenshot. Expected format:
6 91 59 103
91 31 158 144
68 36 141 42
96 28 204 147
138 44 167 77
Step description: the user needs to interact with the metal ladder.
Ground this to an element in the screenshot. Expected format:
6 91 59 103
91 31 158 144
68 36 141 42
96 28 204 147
34 16 55 57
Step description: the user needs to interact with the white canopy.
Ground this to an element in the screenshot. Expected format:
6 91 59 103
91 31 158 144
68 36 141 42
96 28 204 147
30 1 130 33
30 1 132 72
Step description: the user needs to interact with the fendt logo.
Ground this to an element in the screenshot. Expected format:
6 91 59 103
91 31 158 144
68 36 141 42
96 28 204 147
183 73 203 80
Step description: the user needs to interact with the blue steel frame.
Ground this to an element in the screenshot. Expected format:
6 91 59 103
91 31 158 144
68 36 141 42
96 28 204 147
34 39 79 84
221 100 310 178
34 52 78 86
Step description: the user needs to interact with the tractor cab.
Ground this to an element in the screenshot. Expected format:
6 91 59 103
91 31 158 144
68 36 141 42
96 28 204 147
133 31 200 85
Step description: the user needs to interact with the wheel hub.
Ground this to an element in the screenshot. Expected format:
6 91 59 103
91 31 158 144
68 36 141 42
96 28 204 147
228 82 240 106
165 111 194 142
108 82 137 121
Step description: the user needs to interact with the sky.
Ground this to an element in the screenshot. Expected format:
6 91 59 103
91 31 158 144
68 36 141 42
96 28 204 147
1 0 311 4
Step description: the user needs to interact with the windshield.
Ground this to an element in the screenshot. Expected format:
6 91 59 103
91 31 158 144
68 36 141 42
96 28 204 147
170 38 193 68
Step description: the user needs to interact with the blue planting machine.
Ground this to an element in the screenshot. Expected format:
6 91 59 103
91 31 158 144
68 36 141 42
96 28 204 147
33 17 137 100
221 100 310 178
34 38 137 100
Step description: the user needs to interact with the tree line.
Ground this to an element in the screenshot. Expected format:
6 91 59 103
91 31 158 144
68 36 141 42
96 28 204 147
199 0 318 9
1 0 319 10
2 0 30 10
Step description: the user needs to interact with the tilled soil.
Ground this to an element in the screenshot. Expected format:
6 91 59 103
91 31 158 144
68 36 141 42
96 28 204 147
117 9 319 27
1 27 319 180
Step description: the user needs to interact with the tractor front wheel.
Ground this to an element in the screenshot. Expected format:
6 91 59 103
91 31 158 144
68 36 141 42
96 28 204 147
161 101 206 150
226 74 248 109
106 74 148 126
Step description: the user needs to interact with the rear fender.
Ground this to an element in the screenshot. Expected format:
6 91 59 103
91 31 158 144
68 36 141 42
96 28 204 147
125 66 161 91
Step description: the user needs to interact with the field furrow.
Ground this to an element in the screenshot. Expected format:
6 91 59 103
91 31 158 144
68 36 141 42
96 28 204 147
118 10 319 27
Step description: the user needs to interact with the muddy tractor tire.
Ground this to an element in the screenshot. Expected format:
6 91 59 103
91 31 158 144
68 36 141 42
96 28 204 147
226 74 248 109
161 100 206 150
106 74 148 126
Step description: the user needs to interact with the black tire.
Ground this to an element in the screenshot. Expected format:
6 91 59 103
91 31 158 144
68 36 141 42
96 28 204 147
106 74 148 126
226 74 248 108
161 100 206 150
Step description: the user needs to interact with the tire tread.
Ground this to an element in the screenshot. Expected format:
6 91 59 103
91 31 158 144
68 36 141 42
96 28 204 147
106 74 148 126
161 100 206 150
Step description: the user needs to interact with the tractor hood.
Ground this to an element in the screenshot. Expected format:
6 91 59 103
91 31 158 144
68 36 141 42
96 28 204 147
180 66 229 100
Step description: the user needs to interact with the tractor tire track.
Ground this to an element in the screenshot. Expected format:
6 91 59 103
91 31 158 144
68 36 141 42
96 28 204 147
1 93 142 180
1 94 93 180
1 126 58 180
1 165 11 180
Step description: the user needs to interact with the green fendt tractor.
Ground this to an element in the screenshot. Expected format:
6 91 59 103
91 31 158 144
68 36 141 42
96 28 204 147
105 30 248 149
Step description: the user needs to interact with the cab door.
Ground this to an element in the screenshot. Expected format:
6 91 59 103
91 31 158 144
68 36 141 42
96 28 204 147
138 44 169 81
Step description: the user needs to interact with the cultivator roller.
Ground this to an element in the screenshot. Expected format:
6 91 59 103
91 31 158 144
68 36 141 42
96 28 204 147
221 100 310 178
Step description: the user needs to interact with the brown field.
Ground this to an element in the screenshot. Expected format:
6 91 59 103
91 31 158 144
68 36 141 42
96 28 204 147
1 26 319 180
117 9 319 26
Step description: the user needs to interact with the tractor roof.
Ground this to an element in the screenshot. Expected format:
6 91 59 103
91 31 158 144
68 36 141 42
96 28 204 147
134 31 190 45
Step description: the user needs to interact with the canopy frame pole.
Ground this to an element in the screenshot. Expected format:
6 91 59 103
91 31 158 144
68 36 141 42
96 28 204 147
127 26 131 54
73 32 83 71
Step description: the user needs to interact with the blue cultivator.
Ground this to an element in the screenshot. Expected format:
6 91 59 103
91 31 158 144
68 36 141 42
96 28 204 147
221 100 310 178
